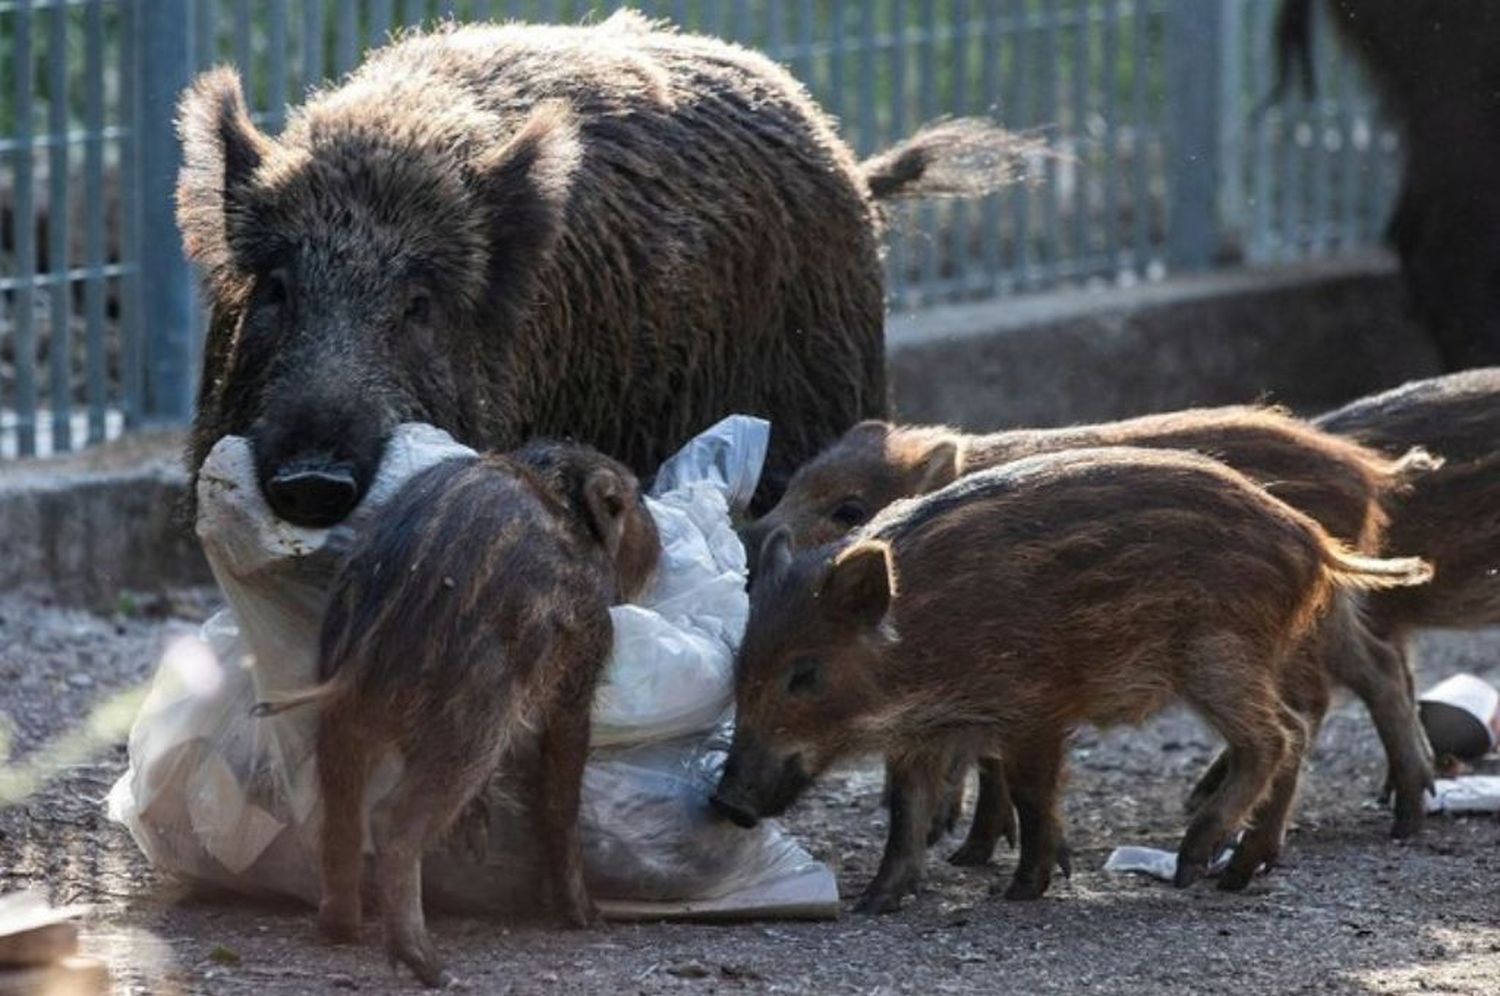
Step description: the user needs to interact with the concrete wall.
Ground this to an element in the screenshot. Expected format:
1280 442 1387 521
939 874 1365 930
889 255 1442 429
0 256 1447 607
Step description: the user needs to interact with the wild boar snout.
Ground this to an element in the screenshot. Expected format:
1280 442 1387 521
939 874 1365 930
251 392 391 528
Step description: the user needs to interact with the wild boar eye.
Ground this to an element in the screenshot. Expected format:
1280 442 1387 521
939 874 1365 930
829 499 869 528
262 269 290 309
785 658 824 698
404 291 432 324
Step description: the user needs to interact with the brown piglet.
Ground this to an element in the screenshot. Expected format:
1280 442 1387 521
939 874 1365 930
745 406 1441 848
715 447 1431 912
1316 368 1500 648
254 441 659 986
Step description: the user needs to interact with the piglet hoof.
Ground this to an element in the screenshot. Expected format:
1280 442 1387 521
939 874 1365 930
1215 858 1259 893
557 892 602 930
999 869 1050 901
1389 796 1426 840
389 942 450 990
1171 861 1205 890
852 889 905 915
947 839 994 867
317 900 361 944
1056 843 1074 880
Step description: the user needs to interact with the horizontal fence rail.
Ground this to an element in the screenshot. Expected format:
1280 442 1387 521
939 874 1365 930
1 0 1402 460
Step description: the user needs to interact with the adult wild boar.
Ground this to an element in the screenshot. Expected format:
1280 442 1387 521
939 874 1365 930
1276 1 1500 367
178 12 1033 525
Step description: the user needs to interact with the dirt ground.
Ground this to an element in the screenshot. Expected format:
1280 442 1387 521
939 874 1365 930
1 589 1496 996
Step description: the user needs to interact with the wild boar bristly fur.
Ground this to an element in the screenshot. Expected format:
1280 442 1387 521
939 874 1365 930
179 13 1036 526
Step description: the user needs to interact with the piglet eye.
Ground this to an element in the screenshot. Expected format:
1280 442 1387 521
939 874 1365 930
404 291 432 324
785 658 824 698
829 499 869 529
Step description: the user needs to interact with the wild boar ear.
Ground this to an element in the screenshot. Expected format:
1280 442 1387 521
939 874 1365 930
176 67 273 273
913 440 961 494
821 540 895 629
847 420 894 444
758 526 796 580
583 468 630 558
473 101 582 303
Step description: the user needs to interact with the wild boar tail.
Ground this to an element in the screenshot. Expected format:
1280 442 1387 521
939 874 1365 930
250 680 336 718
860 118 1045 201
1321 543 1434 591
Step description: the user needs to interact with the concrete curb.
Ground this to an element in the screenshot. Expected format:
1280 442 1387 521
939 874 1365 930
0 430 210 608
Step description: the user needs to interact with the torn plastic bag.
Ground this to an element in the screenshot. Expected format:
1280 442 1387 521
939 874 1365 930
107 417 838 919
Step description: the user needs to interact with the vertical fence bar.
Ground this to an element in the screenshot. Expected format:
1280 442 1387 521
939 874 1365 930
196 0 216 70
1251 0 1274 260
84 0 108 443
139 0 199 425
978 0 1001 294
12 0 39 456
235 0 253 87
829 0 846 133
1071 0 1090 274
1164 0 1225 270
1102 0 1120 273
1038 1 1061 282
268 0 289 129
1129 0 1149 271
48 0 74 452
1215 0 1245 259
948 0 970 298
1308 8 1331 253
303 0 325 88
1009 0 1033 289
887 0 910 308
916 0 938 299
794 0 814 121
1335 38 1359 250
337 0 359 74
856 0 877 157
120 0 142 427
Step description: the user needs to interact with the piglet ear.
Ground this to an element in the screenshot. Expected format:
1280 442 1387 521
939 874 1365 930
176 67 274 275
820 540 895 629
583 467 630 558
913 439 961 494
472 101 582 306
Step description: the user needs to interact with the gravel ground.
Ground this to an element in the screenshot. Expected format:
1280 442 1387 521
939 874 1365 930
1 590 1496 996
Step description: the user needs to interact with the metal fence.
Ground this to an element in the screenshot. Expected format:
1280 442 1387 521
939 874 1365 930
1 0 1402 460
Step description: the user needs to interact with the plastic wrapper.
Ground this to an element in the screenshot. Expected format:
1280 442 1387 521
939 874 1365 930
107 417 837 919
1424 776 1500 815
1102 844 1236 882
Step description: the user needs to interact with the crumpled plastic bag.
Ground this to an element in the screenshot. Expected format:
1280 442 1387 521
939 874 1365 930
107 416 838 919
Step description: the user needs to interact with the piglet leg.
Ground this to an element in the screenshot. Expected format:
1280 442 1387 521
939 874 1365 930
856 752 945 914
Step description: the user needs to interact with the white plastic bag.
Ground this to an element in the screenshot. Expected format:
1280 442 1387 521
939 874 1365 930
108 417 837 918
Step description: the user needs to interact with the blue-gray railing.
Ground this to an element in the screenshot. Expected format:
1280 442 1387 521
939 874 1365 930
1 0 1402 460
